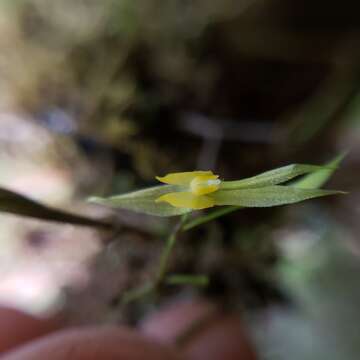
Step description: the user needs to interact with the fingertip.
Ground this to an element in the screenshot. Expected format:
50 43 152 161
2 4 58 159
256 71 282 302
182 315 257 360
1 326 183 360
0 306 61 354
141 299 257 360
140 299 216 344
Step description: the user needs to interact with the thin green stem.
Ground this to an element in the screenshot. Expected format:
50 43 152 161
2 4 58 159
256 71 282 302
120 281 155 305
182 206 240 231
120 214 188 305
165 274 209 287
155 214 189 284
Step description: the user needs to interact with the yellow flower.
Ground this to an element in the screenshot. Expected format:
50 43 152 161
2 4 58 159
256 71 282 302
155 171 221 209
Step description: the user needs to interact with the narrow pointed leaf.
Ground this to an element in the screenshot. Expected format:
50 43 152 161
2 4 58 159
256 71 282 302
220 164 333 190
292 152 347 189
0 187 112 228
182 157 345 231
89 185 192 217
212 186 344 208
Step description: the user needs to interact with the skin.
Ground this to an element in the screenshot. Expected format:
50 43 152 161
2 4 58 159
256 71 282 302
0 300 257 360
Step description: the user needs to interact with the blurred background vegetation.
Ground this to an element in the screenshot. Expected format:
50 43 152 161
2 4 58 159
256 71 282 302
0 0 359 358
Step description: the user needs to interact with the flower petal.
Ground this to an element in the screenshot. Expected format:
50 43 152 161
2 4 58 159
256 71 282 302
156 171 214 185
190 174 220 195
156 191 215 209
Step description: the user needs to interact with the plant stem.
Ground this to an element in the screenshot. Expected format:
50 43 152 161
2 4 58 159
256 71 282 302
165 274 209 287
155 214 188 285
120 214 188 305
182 206 240 231
121 281 155 305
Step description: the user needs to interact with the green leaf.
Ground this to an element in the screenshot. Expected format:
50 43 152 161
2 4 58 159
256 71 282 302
212 186 344 208
182 156 345 231
0 187 112 228
292 152 347 190
220 164 332 190
89 185 192 217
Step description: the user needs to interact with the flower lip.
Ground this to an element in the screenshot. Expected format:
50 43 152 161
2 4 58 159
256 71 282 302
190 175 221 196
207 179 221 186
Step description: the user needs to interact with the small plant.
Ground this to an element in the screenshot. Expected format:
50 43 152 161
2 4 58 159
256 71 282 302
90 156 345 304
90 164 343 216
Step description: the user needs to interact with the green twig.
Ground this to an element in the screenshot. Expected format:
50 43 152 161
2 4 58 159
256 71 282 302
120 281 155 305
155 214 189 285
182 206 240 231
120 214 188 305
165 274 209 287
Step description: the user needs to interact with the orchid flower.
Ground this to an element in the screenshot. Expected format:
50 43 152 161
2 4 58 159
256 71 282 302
155 171 221 209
